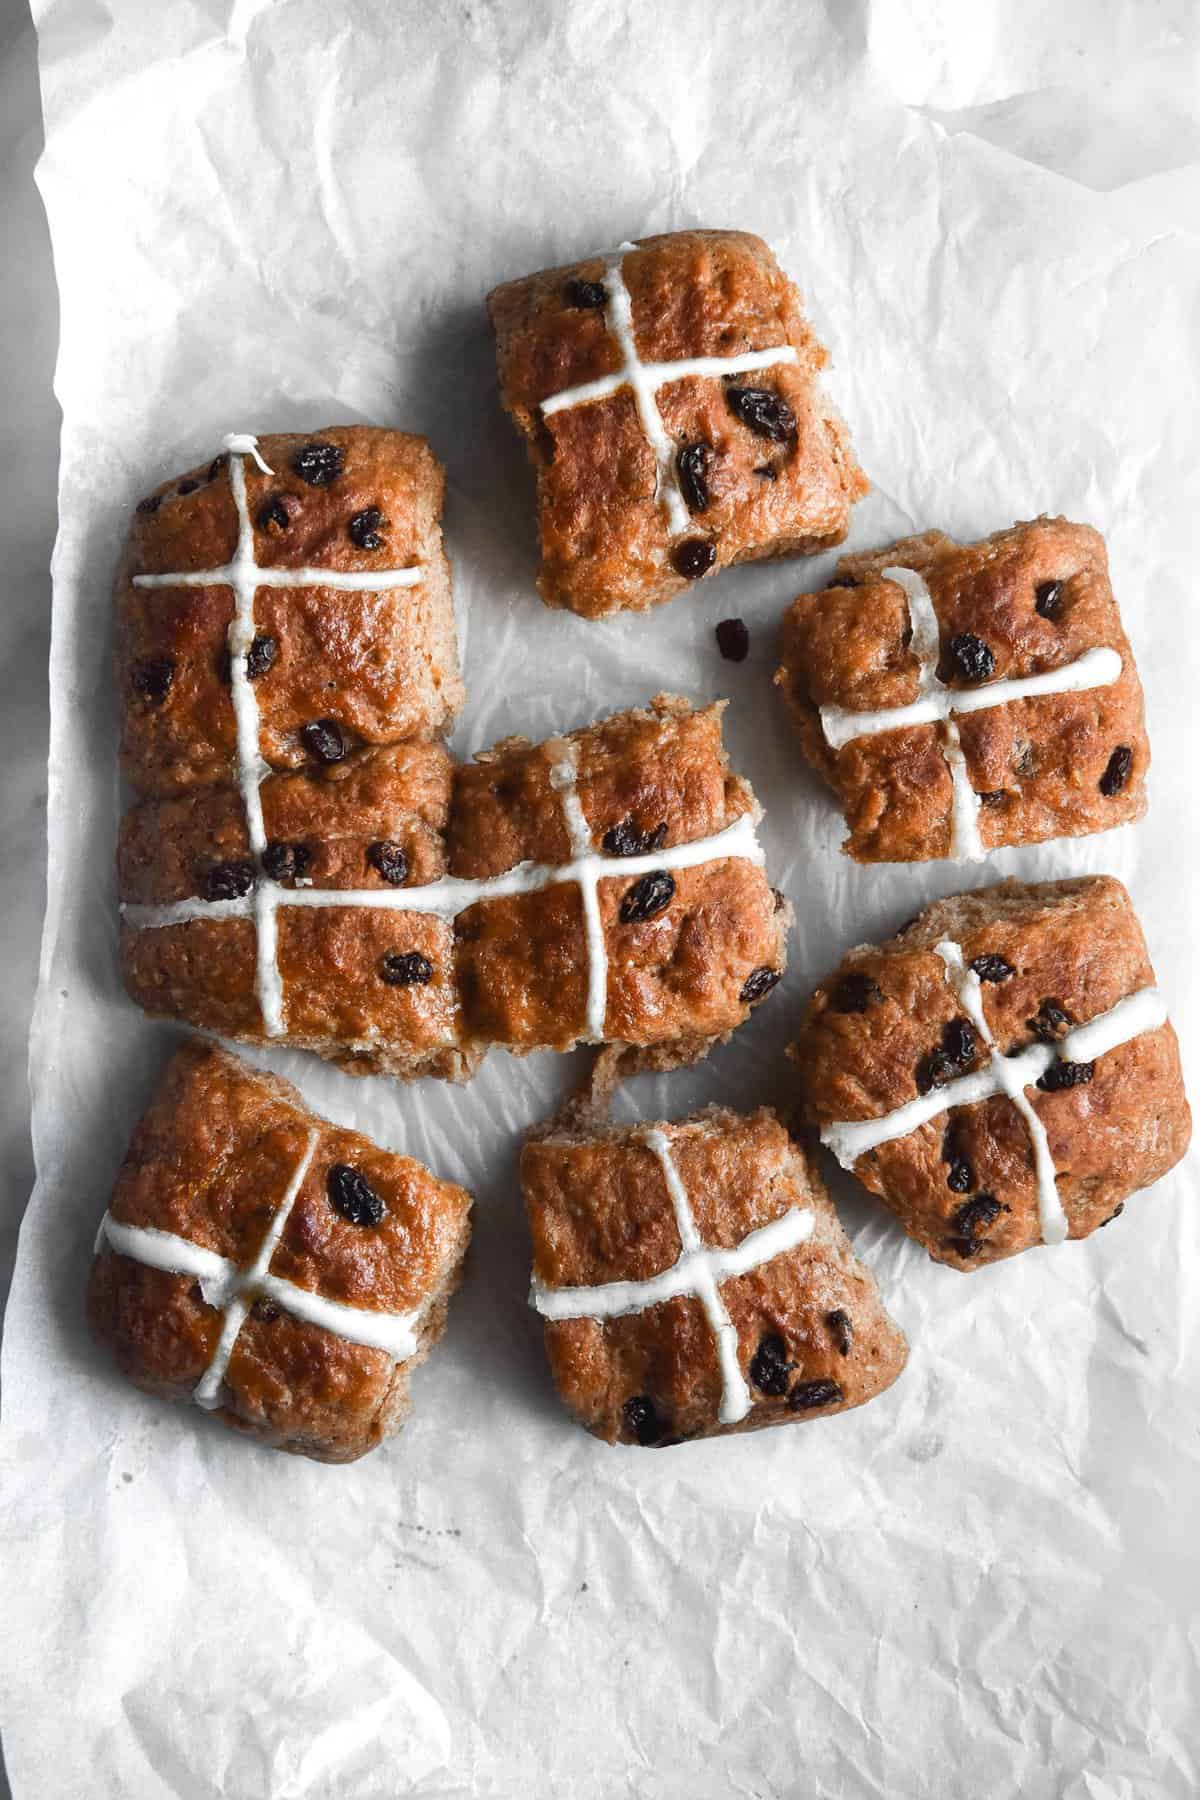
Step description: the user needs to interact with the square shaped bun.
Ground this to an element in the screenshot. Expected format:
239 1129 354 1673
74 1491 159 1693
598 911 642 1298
88 1041 473 1462
523 1106 906 1445
790 877 1190 1269
776 518 1147 862
489 230 866 618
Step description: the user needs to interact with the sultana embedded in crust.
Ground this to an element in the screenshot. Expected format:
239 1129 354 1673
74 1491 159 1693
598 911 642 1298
87 1040 473 1463
789 877 1191 1271
118 426 463 797
488 229 867 619
523 1106 907 1445
775 518 1148 863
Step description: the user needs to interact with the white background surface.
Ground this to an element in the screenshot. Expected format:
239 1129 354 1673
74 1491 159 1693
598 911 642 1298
2 3 1200 1796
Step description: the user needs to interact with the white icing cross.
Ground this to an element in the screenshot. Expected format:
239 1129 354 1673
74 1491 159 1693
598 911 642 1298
95 1127 424 1411
818 565 1123 862
133 434 425 1035
531 1126 814 1425
540 242 799 535
820 943 1168 1247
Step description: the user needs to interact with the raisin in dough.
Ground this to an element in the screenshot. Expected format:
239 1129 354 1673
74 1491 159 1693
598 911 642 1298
489 229 867 618
790 877 1191 1270
120 694 789 1079
87 1040 472 1463
119 426 463 796
523 1107 907 1445
775 518 1148 862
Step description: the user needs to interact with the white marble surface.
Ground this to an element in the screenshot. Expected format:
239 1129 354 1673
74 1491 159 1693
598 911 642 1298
0 1 53 1335
0 3 54 1786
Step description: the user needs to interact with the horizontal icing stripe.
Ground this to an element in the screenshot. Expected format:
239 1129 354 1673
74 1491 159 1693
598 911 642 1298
531 1206 814 1322
133 563 423 592
540 344 799 416
120 810 766 932
820 985 1166 1170
819 645 1123 750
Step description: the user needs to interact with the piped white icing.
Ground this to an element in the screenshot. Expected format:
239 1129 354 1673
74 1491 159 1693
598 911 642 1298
817 564 1123 863
548 739 608 1038
935 941 1065 1245
820 944 1169 1248
122 809 767 1044
539 243 798 536
130 434 425 1035
531 1125 814 1426
96 1127 424 1412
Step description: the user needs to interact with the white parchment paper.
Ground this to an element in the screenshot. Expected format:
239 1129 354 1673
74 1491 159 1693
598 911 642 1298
3 3 1200 1794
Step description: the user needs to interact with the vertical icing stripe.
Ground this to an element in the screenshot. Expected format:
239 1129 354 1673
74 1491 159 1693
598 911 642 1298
935 941 1067 1245
549 740 608 1040
193 1127 319 1408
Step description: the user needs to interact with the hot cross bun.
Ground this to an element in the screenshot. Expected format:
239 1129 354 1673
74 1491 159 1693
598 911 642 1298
489 229 867 618
88 1040 473 1462
775 518 1148 862
790 877 1190 1269
523 1105 907 1445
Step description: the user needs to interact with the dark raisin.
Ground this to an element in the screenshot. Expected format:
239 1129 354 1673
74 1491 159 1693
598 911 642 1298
740 966 781 1005
948 633 996 682
772 888 788 913
1014 741 1036 776
1099 746 1133 796
261 840 311 883
301 718 346 763
327 1164 387 1227
177 479 200 496
348 506 384 550
1099 1203 1124 1229
132 657 174 704
379 950 434 987
677 442 711 514
623 1395 668 1445
945 1236 986 1259
1035 579 1065 620
201 860 256 902
564 277 607 309
725 385 797 443
601 819 667 858
979 790 1008 807
952 1194 1005 1239
917 1022 975 1094
245 634 277 679
1037 1059 1095 1092
715 617 750 662
749 1334 792 1396
831 971 883 1013
1027 999 1072 1043
135 493 162 515
368 840 409 885
257 494 293 532
251 1298 280 1324
970 953 1014 983
671 537 716 581
788 1379 844 1412
207 453 229 482
753 463 778 479
619 871 675 924
947 1158 974 1194
827 1309 854 1357
292 441 345 487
